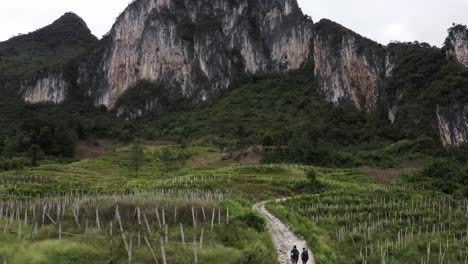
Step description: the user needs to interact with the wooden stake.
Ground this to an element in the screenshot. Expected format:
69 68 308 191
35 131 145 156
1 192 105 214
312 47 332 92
160 237 167 264
144 236 159 264
211 208 215 230
201 207 206 223
59 222 62 240
18 220 21 240
199 228 204 248
128 235 133 264
143 212 152 235
193 229 198 264
226 208 229 225
96 207 101 231
192 207 196 228
155 208 162 229
180 223 186 248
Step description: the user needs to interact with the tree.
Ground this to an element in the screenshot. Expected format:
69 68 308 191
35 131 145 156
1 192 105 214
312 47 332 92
129 139 145 176
160 148 174 175
28 144 42 167
2 137 17 158
306 168 322 191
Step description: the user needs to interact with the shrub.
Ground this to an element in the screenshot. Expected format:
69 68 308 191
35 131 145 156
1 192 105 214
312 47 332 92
240 242 269 264
238 212 266 232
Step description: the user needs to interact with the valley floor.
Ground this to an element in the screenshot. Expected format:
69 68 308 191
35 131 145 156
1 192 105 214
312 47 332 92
0 143 466 263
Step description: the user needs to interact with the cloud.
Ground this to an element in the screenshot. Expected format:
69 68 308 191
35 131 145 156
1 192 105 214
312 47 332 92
0 0 467 46
381 22 414 43
297 0 468 46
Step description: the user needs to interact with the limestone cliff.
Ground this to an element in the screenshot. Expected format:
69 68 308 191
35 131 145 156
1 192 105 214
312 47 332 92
0 12 97 103
311 19 389 112
79 0 313 108
445 24 468 68
20 72 69 103
437 105 468 147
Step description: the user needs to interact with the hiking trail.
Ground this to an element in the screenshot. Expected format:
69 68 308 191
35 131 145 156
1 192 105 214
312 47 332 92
253 200 315 264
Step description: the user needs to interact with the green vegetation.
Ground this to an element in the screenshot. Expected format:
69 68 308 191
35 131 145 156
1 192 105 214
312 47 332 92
0 101 131 170
267 169 468 264
385 46 468 139
0 144 310 263
0 144 305 199
0 13 467 263
0 12 97 84
0 141 466 263
2 62 467 172
418 159 468 196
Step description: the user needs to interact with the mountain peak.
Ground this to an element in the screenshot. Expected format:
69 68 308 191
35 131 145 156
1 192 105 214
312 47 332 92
54 12 87 27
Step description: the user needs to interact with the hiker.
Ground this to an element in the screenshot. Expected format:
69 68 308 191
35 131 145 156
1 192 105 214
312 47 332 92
301 248 309 264
291 245 300 264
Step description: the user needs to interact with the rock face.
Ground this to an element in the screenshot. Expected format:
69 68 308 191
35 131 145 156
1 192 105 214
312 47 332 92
312 19 389 112
0 12 97 103
437 106 468 147
79 0 313 108
445 25 468 68
20 72 69 103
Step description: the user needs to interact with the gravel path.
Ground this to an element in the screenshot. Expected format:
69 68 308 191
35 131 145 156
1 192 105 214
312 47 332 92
253 200 315 264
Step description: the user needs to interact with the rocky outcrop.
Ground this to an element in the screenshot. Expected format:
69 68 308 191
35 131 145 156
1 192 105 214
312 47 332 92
20 72 69 103
437 105 468 147
79 0 313 108
312 19 388 112
0 12 97 104
445 24 468 68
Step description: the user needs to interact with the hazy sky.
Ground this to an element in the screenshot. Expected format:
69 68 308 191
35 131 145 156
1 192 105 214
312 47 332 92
0 0 466 46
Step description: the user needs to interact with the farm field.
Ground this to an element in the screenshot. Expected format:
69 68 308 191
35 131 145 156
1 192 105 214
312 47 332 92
267 169 468 264
0 142 466 263
0 143 304 263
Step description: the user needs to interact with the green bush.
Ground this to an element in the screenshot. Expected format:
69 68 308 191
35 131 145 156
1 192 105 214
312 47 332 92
238 212 267 232
240 242 270 264
421 159 468 194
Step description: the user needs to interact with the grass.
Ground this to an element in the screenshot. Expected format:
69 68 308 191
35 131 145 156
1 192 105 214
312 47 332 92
267 169 468 264
0 143 465 263
0 145 298 263
0 144 306 200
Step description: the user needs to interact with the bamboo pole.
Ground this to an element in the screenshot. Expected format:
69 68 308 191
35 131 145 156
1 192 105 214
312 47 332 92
160 237 167 264
180 223 186 248
144 236 159 264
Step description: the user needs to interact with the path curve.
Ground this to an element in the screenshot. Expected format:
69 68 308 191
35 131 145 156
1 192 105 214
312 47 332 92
253 199 315 264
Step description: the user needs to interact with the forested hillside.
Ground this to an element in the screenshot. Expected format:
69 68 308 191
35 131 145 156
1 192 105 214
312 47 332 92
0 12 97 85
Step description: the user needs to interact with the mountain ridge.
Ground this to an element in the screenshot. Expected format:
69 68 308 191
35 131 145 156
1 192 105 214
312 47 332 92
0 0 467 147
0 12 97 103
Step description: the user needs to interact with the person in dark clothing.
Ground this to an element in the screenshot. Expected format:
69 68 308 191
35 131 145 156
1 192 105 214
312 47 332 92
291 245 300 264
301 248 309 264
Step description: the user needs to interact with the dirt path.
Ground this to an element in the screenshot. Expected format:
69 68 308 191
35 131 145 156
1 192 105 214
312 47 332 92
253 200 315 264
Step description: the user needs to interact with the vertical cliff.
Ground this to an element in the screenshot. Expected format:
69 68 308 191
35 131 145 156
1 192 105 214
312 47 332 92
20 72 69 103
311 19 389 112
79 0 313 108
445 24 468 68
437 106 468 147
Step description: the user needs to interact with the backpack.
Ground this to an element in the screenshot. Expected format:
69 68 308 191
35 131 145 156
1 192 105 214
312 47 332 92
302 251 309 260
291 249 299 259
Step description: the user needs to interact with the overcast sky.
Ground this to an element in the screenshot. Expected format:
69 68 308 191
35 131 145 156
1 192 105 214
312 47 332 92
0 0 466 46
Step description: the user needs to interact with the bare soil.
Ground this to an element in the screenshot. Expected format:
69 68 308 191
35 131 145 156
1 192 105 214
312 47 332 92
75 140 116 159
